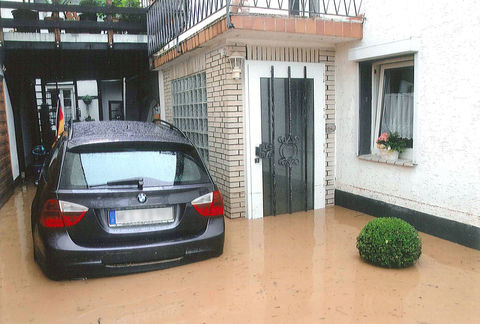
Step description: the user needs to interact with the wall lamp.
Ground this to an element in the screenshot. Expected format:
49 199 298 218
228 52 245 80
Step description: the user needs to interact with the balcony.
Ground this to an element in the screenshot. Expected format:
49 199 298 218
0 1 149 50
147 0 364 60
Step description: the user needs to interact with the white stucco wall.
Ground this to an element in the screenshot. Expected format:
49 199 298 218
77 81 99 122
335 0 480 227
3 80 20 180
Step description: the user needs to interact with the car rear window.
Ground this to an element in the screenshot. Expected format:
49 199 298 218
59 148 210 189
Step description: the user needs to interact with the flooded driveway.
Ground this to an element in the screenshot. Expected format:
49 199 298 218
1 184 479 323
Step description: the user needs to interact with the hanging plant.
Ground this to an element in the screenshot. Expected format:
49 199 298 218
81 95 93 105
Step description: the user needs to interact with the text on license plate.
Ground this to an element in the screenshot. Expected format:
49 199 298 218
108 207 174 227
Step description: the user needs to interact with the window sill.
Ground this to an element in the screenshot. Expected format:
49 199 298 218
358 154 416 167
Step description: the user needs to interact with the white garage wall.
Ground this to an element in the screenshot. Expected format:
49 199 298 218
335 0 480 227
99 81 123 120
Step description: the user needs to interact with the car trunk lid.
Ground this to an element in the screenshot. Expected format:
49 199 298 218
57 184 213 247
56 141 215 247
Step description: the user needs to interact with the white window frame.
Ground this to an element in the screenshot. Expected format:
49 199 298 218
60 88 75 128
370 56 414 160
45 83 76 131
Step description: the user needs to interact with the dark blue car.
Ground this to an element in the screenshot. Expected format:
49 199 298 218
31 121 224 280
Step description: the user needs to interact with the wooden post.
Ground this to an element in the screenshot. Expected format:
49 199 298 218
74 79 80 121
53 0 61 47
106 0 114 48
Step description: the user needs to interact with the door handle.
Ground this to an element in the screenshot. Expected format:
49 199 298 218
255 143 273 163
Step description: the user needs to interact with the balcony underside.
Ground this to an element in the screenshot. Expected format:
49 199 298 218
3 47 148 81
151 14 362 69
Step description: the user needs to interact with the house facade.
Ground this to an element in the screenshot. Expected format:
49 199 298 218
148 0 479 247
0 0 478 248
149 0 363 219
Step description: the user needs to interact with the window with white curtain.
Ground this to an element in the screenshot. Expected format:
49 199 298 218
358 56 414 159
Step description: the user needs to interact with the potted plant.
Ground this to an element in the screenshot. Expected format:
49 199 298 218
43 0 73 33
82 95 93 105
98 0 122 21
376 132 407 161
119 0 144 25
97 0 123 34
12 0 40 33
81 95 95 121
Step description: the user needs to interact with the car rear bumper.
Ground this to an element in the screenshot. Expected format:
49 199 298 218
35 217 224 280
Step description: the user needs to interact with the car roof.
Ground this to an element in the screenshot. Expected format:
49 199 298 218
67 121 190 148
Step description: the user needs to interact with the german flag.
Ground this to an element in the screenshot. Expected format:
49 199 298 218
56 93 64 138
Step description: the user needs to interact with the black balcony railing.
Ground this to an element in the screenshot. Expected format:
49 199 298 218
0 1 148 36
147 0 227 56
147 0 363 56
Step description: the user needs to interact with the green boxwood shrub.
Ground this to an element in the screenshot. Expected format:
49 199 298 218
356 217 422 268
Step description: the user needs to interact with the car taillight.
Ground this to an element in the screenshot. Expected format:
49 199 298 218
39 199 87 228
39 199 63 228
191 190 224 217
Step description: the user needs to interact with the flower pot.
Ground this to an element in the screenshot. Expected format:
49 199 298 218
65 12 79 21
108 17 124 34
12 9 39 33
79 13 100 34
379 149 399 161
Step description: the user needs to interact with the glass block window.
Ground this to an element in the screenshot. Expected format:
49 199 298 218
172 72 209 163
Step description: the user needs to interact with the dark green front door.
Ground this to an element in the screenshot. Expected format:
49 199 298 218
258 66 314 216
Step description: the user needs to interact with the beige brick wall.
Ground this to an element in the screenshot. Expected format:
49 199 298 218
162 70 173 122
160 44 336 218
324 52 336 206
160 44 246 219
0 79 14 208
205 45 246 219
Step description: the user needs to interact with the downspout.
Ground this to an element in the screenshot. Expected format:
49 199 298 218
123 77 126 120
226 0 234 28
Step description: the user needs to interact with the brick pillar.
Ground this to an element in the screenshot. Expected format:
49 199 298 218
0 78 14 207
323 51 336 206
205 45 246 218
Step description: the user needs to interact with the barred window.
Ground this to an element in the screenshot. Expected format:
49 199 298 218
172 72 208 163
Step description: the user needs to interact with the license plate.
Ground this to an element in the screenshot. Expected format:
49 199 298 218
108 207 174 227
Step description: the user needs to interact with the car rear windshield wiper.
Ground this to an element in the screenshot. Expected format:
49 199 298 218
89 178 144 189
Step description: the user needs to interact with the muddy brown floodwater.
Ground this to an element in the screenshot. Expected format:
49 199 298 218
1 184 479 323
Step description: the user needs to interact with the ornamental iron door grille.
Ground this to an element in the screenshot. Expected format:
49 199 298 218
258 66 314 216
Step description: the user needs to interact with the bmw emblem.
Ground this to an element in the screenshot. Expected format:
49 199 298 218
137 193 147 203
